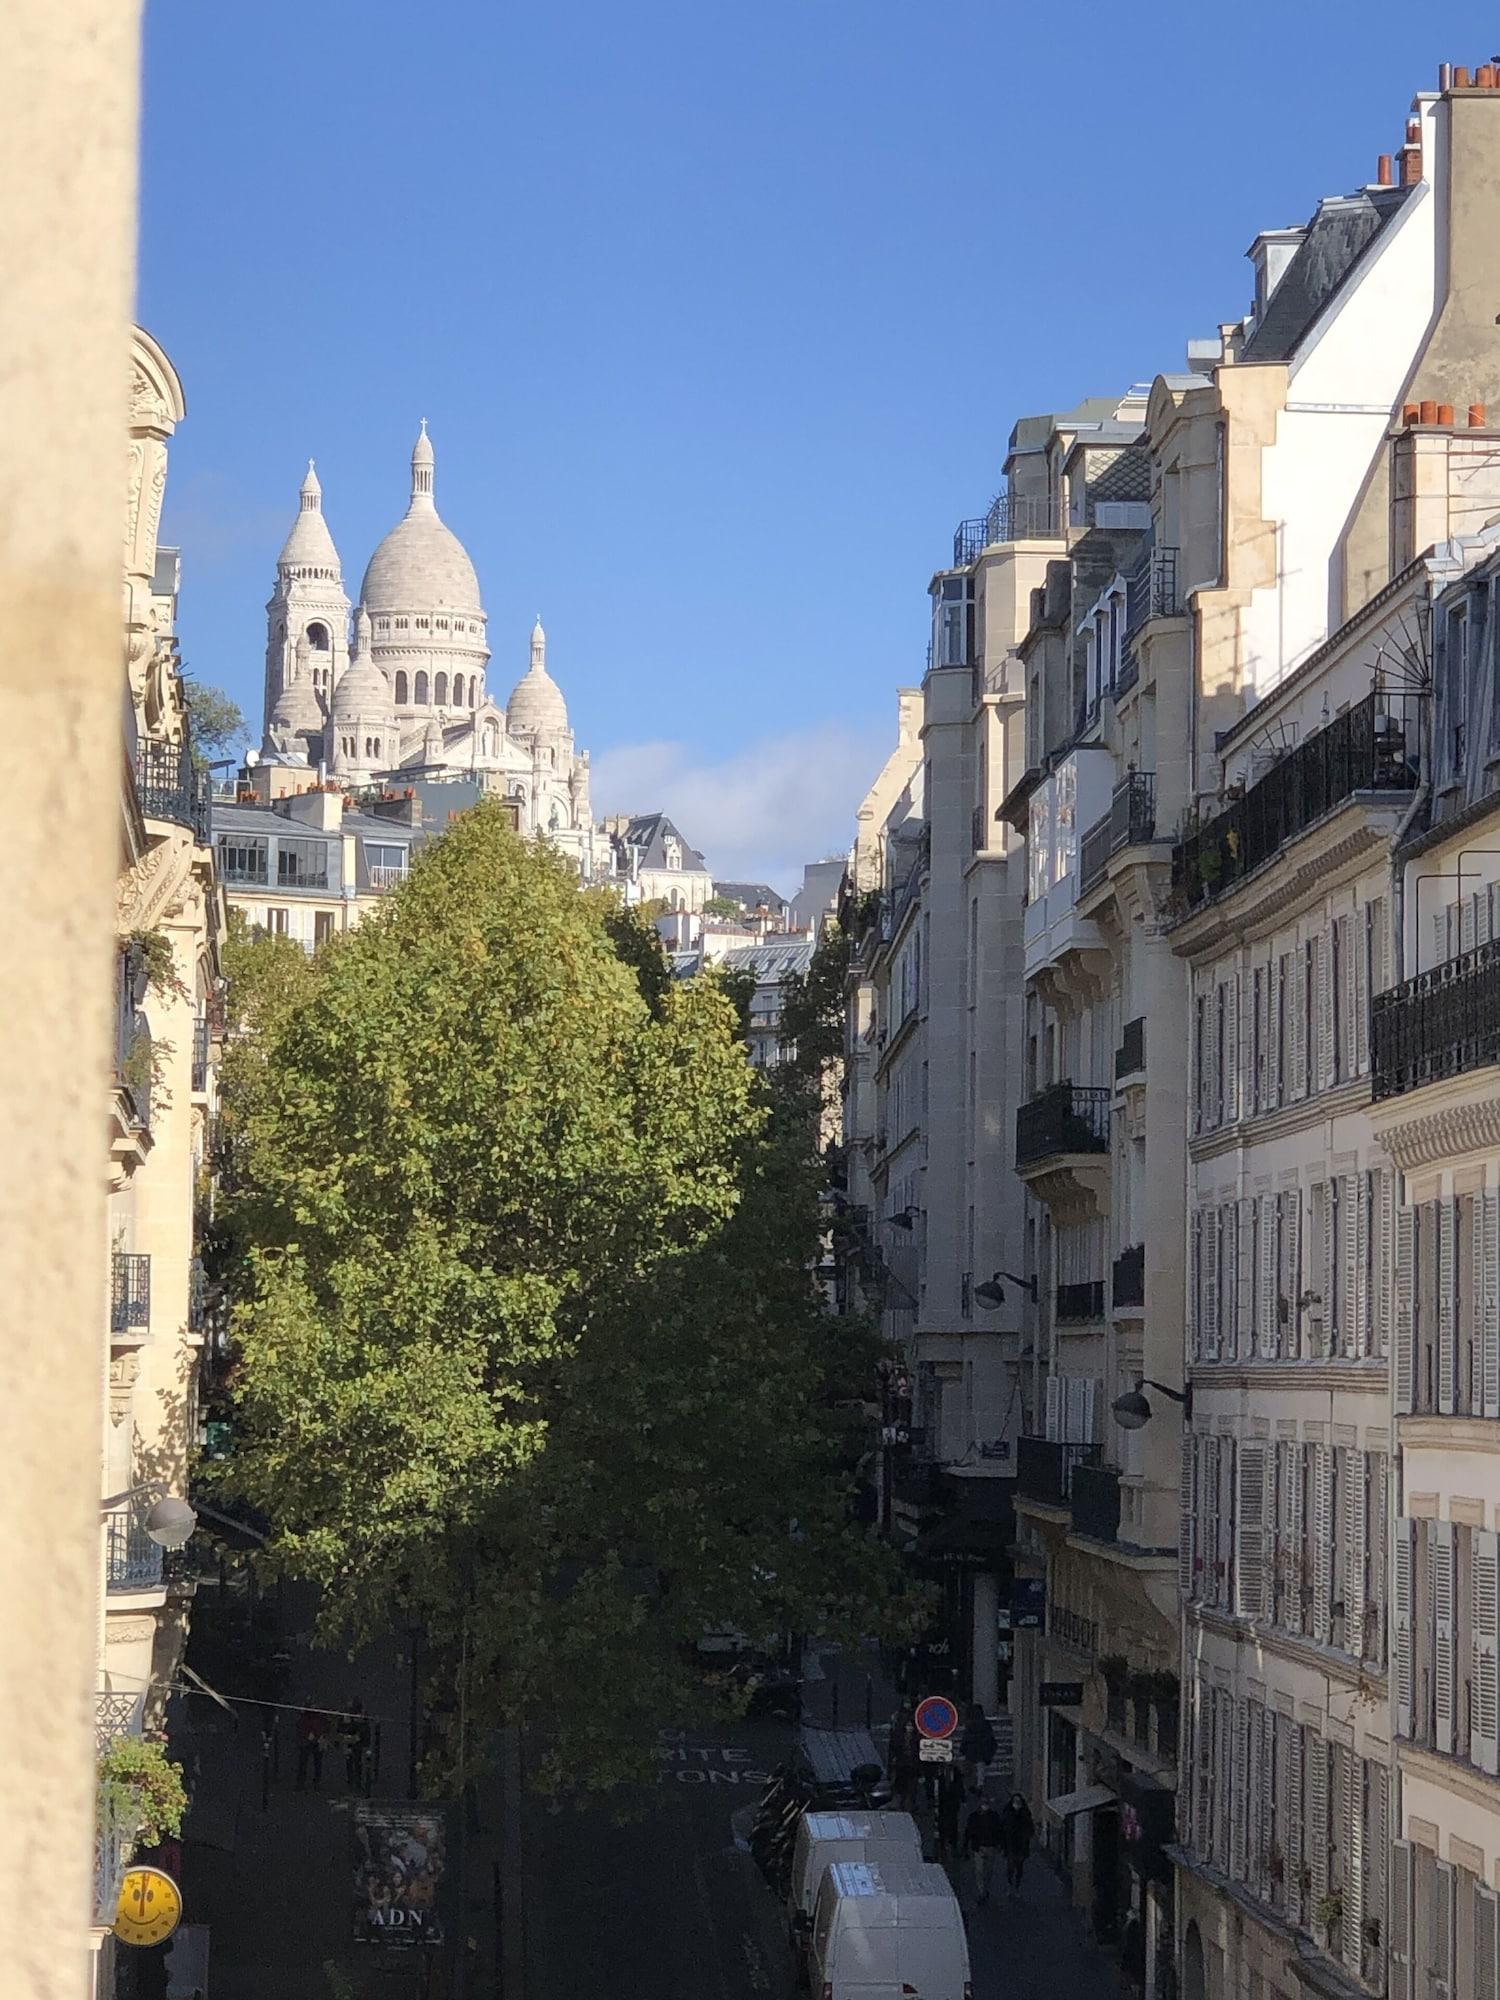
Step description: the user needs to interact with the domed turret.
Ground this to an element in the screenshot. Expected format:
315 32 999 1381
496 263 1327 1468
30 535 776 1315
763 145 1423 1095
360 424 484 617
507 618 569 739
328 609 398 777
276 461 342 577
266 668 325 761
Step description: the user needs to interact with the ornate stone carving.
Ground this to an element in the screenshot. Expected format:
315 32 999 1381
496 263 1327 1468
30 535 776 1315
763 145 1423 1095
1376 1087 1500 1172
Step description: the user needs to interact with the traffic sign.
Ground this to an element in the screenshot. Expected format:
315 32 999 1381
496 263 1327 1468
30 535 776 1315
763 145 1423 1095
914 1693 959 1741
918 1737 954 1763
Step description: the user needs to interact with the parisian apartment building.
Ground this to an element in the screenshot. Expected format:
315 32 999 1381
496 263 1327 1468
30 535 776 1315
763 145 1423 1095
837 56 1500 2000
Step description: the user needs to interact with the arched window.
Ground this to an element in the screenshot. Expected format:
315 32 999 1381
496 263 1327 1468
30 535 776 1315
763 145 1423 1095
394 671 408 704
470 680 480 708
306 622 330 651
435 673 448 706
372 738 381 759
451 674 464 707
415 671 429 704
484 726 499 756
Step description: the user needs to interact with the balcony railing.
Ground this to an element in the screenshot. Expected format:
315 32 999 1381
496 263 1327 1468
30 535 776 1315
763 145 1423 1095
95 1689 146 1753
1149 547 1180 617
952 494 1060 566
1115 1016 1146 1080
1016 1435 1099 1507
104 1506 164 1591
1015 1082 1111 1169
191 1017 210 1092
110 1253 150 1335
1372 939 1500 1101
136 734 212 844
1080 773 1157 893
1172 691 1417 912
1071 1461 1121 1543
368 863 410 891
1112 1243 1145 1309
188 1256 208 1332
1055 1280 1106 1323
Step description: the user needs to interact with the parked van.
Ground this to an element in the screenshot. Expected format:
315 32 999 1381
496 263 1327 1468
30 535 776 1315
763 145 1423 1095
787 1811 923 1962
809 1858 971 2000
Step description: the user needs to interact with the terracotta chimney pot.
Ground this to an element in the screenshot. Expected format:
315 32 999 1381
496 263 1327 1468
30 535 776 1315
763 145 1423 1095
1402 404 1420 426
1470 404 1488 428
1479 64 1497 88
1377 153 1394 185
1438 403 1456 426
1419 400 1439 424
1455 66 1472 88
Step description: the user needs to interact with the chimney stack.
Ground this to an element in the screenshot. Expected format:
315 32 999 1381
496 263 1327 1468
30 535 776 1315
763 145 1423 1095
1419 401 1439 424
1440 63 1455 90
1376 153 1394 185
1438 404 1456 427
1455 66 1472 88
1479 63 1498 89
1471 405 1488 428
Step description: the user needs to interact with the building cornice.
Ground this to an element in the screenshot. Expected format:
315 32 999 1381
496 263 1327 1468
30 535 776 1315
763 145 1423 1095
1190 1075 1373 1163
1190 1359 1388 1395
1397 1740 1500 1818
1398 1415 1500 1453
1369 1072 1500 1172
1190 1605 1382 1691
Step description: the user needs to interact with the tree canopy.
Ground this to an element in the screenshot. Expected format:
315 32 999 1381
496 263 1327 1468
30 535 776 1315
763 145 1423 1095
215 804 908 1793
184 681 248 765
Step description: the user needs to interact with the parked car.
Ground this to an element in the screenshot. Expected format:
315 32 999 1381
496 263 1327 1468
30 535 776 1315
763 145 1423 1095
809 1858 971 2000
786 1810 923 1977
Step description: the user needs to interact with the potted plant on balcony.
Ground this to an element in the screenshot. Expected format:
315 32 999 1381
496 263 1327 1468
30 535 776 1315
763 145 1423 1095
97 1735 188 1847
1314 1889 1343 1947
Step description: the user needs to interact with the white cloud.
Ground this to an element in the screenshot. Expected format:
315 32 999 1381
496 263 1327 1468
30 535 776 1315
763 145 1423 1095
591 721 891 894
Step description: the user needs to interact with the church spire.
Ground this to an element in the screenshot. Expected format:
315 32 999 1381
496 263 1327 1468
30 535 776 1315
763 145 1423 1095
300 459 322 510
410 420 435 507
531 616 546 672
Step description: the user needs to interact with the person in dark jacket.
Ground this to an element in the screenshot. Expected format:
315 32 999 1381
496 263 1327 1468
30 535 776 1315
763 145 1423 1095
962 1798 1004 1904
935 1763 965 1863
997 1791 1035 1892
959 1705 998 1793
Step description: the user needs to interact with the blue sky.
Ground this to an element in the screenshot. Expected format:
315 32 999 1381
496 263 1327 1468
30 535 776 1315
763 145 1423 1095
140 2 1495 888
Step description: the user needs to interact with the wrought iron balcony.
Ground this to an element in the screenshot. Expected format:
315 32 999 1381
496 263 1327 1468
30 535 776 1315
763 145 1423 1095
188 1256 208 1332
1055 1280 1105 1323
1149 547 1180 617
95 1688 146 1753
110 1253 150 1335
1372 940 1500 1101
1016 1435 1098 1507
1070 1461 1121 1543
191 1017 210 1091
104 1506 164 1591
1112 1243 1145 1309
1015 1082 1110 1169
1172 691 1417 912
136 733 212 844
1115 1016 1146 1080
952 495 1060 566
1080 774 1157 892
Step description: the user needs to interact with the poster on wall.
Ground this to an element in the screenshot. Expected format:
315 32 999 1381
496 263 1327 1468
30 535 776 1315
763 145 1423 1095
353 1804 447 1946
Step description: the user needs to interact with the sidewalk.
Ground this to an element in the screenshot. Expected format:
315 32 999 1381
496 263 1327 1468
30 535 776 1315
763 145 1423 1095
955 1851 1121 2000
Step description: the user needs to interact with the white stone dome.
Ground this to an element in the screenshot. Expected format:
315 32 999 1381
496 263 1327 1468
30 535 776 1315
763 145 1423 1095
331 610 394 720
507 619 569 737
359 424 483 617
277 461 342 576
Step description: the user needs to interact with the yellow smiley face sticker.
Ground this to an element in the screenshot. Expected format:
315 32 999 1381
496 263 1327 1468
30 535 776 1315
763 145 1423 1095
114 1867 183 1948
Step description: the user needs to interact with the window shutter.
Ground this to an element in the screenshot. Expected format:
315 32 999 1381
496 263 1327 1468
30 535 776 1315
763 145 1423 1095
1291 946 1308 1098
1345 1450 1366 1660
1239 1197 1255 1361
1237 1441 1268 1622
1395 1207 1416 1414
1308 1735 1329 1911
1435 1519 1457 1756
1433 1858 1456 2000
1064 1377 1088 1443
1190 1210 1203 1361
1342 915 1359 1081
1481 1190 1500 1421
1368 1764 1388 1989
1378 1168 1394 1363
1439 1199 1457 1415
1259 1194 1278 1357
1340 1749 1363 1973
1214 1691 1232 1873
1205 987 1220 1130
1225 974 1240 1122
1394 1518 1414 1737
1193 1681 1211 1855
1344 1172 1362 1357
1267 955 1282 1106
1476 1882 1500 2000
1389 1840 1414 2000
1224 1202 1240 1357
1286 1720 1305 1928
1288 1443 1307 1637
1475 1529 1500 1777
1199 1437 1217 1605
1205 1211 1221 1361
1320 1182 1336 1355
1080 1377 1097 1443
1356 904 1372 1075
1180 1429 1198 1600
1316 933 1334 1090
1284 1190 1302 1359
1370 1454 1389 1666
1045 1373 1062 1442
1313 1447 1334 1643
1231 1703 1249 1879
1462 893 1478 953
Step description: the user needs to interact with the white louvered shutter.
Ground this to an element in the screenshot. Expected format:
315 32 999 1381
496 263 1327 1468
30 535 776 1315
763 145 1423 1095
1475 1529 1500 1777
1355 1171 1371 1358
1259 1194 1277 1357
1395 1207 1416 1414
1370 1454 1389 1665
1286 1720 1304 1927
1435 1519 1457 1755
1193 1682 1211 1855
1439 1198 1457 1414
1476 1883 1500 2000
1268 955 1283 1106
1189 1209 1202 1361
1224 1202 1240 1357
1288 1444 1307 1637
1205 1210 1221 1361
1344 1450 1366 1660
1341 1750 1363 1973
1342 915 1359 1080
1481 1190 1500 1420
1319 1182 1336 1355
1180 1429 1197 1600
1291 946 1307 1098
1434 1858 1456 2000
1215 1691 1233 1873
1237 1441 1268 1622
1284 1191 1302 1359
1462 893 1478 953
1344 1172 1361 1357
1308 1736 1329 1910
1238 1196 1254 1361
1225 974 1240 1121
1378 1168 1394 1363
1316 933 1334 1090
1394 1517 1414 1738
1199 1437 1217 1604
1313 1447 1333 1643
1356 903 1372 1075
1389 1840 1414 2000
1045 1373 1062 1441
1231 1703 1249 1879
1368 1765 1388 1988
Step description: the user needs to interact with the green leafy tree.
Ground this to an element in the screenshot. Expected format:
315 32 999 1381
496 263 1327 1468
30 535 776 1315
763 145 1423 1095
703 894 746 918
216 804 910 1794
183 681 248 766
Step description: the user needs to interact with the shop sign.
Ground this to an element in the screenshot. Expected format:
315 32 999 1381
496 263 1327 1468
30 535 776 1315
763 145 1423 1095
1010 1577 1045 1629
1039 1681 1084 1707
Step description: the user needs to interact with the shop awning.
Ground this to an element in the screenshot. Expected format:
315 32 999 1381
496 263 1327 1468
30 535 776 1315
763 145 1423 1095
1046 1782 1117 1819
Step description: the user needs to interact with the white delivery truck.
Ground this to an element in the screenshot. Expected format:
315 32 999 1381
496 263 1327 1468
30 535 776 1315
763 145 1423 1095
809 1857 971 2000
787 1811 924 1972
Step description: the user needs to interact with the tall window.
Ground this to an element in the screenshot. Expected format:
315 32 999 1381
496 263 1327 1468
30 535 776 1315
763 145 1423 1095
415 671 429 704
395 670 408 704
452 674 465 706
435 672 448 706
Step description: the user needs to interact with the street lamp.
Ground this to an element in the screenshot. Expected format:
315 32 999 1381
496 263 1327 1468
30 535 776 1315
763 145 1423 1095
973 1270 1039 1309
101 1482 197 1550
1111 1379 1193 1431
886 1208 922 1231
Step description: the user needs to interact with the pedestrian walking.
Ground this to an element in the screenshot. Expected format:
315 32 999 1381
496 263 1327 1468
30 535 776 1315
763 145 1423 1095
296 1707 328 1791
958 1703 997 1795
340 1698 372 1793
962 1797 1004 1906
889 1717 920 1813
997 1790 1035 1893
935 1763 964 1864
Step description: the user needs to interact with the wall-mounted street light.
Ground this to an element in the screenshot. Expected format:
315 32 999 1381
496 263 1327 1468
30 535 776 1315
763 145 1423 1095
973 1270 1039 1309
1112 1378 1193 1431
101 1482 197 1550
886 1208 922 1231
